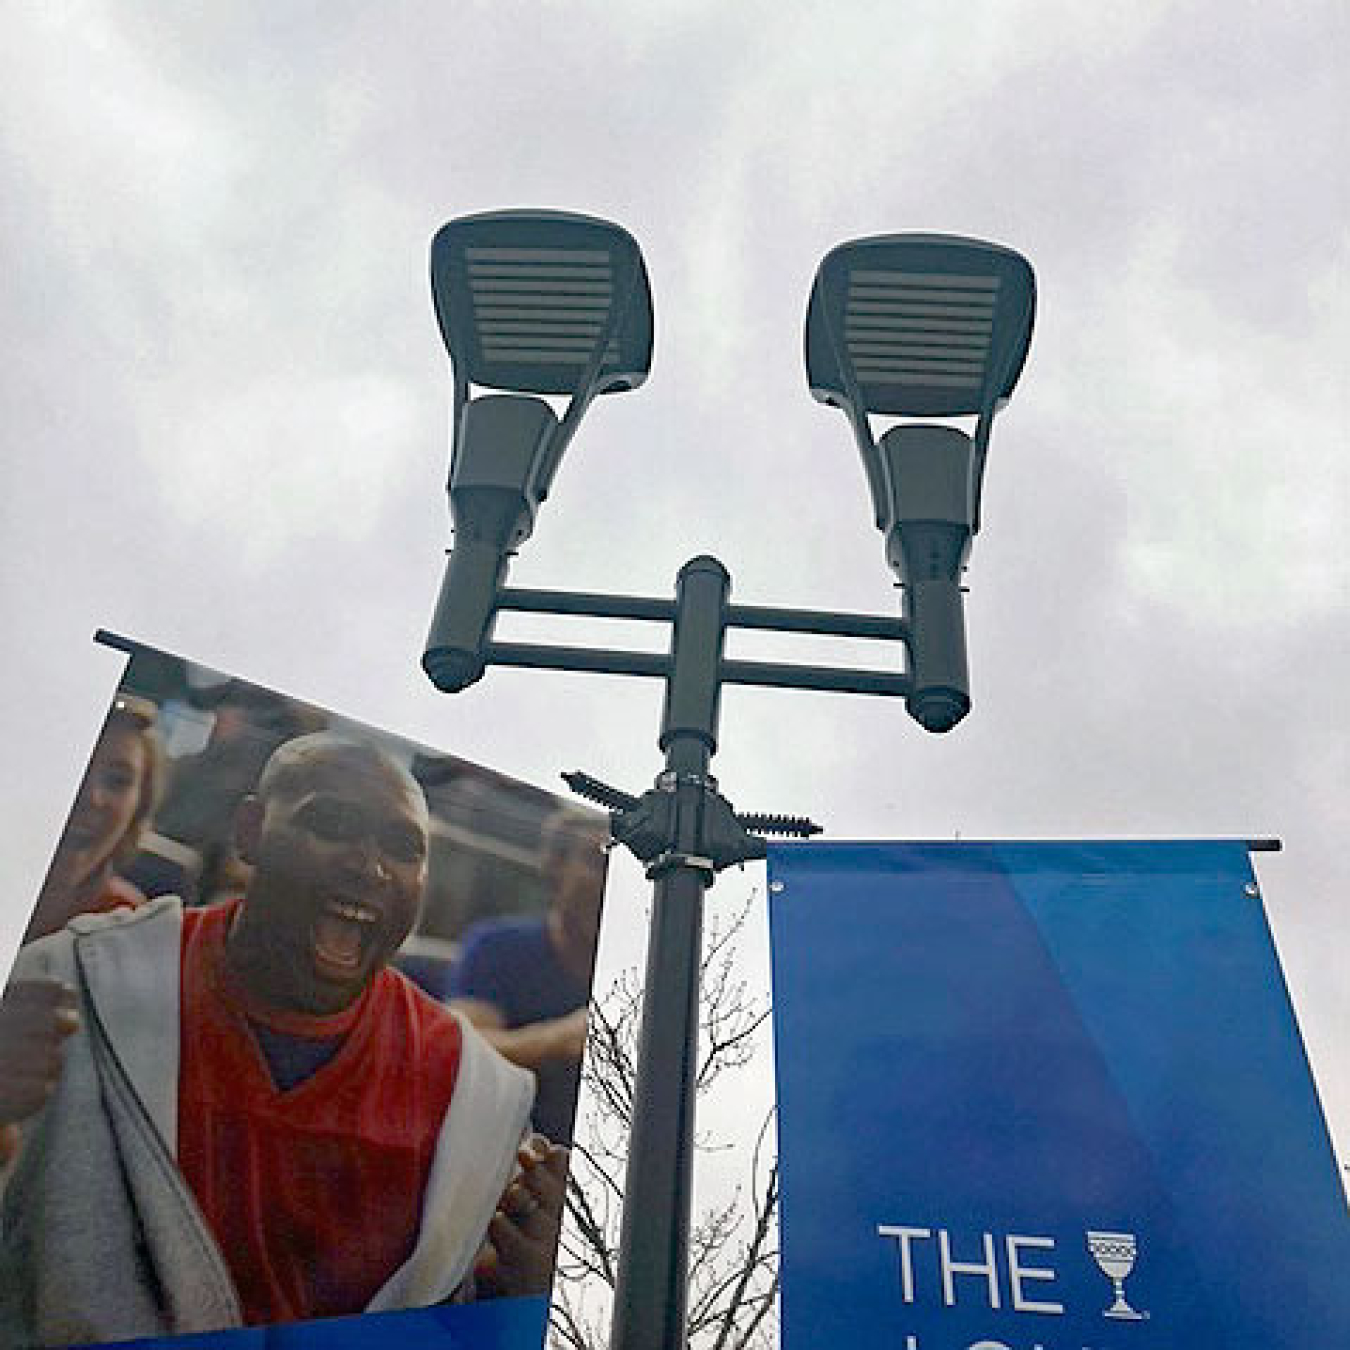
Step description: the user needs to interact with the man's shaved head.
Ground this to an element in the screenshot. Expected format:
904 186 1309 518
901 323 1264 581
257 732 427 817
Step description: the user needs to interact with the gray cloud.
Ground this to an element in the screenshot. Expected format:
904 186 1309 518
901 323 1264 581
2 0 1345 1187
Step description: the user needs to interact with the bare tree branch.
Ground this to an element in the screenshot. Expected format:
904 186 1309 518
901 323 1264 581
562 1172 617 1287
551 889 779 1350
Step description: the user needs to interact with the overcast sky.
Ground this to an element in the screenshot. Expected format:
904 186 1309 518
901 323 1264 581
2 0 1346 1205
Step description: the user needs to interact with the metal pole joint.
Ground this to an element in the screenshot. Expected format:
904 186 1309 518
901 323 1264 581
645 851 718 881
655 768 719 794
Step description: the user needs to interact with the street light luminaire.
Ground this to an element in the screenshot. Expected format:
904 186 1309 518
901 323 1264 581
805 233 1036 731
430 208 654 402
423 210 654 692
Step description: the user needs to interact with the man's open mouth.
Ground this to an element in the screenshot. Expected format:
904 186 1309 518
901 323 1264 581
310 898 382 974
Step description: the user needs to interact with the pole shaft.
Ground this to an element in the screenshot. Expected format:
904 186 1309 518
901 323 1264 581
610 557 731 1350
660 556 730 753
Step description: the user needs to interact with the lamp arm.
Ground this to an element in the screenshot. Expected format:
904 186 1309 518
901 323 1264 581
842 400 890 532
445 365 470 489
970 284 1036 534
534 260 647 499
533 386 594 500
970 408 992 536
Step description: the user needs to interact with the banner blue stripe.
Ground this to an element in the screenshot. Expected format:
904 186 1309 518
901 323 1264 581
82 1297 550 1348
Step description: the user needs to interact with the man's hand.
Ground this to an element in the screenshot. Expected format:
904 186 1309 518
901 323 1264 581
0 979 79 1126
472 1134 569 1299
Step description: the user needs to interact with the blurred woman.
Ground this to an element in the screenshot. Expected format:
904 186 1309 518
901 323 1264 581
22 695 164 944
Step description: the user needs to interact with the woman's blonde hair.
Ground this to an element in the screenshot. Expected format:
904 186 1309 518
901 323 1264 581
104 694 166 868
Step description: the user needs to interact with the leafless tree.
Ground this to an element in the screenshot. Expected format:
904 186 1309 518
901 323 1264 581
550 899 780 1350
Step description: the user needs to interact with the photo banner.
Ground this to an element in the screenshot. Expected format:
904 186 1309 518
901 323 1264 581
768 840 1349 1349
0 636 610 1348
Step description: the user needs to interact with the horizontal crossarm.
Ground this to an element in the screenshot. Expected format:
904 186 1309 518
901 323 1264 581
497 586 910 642
485 641 910 696
721 658 910 696
486 641 669 678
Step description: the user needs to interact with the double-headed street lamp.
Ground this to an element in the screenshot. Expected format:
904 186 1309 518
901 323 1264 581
421 210 1035 1350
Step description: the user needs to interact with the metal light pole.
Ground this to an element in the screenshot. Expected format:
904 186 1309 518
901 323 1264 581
609 555 729 1347
419 211 1036 1350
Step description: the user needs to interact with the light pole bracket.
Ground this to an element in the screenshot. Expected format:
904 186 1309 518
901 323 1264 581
563 768 821 873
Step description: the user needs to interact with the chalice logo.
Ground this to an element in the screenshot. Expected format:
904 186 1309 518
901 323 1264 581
1085 1230 1147 1320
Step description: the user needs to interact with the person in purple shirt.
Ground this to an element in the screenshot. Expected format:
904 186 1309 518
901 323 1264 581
448 812 609 1144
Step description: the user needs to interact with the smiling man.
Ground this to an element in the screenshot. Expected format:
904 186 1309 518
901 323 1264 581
0 732 558 1347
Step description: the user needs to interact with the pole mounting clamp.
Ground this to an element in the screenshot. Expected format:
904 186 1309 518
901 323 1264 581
644 851 718 880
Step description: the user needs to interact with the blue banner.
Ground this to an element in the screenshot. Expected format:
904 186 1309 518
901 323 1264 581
768 841 1348 1349
86 1298 549 1349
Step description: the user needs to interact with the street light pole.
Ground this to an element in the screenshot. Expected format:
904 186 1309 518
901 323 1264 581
473 562 908 1350
419 211 1037 1350
439 562 947 1350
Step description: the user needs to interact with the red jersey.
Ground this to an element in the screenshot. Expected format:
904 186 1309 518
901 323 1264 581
177 900 463 1325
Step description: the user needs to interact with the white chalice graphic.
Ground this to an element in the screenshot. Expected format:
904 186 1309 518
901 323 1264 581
1086 1230 1147 1320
